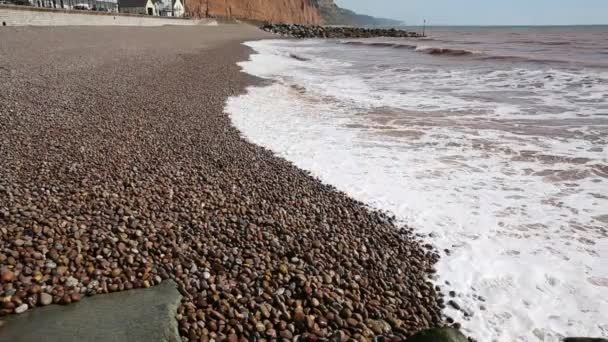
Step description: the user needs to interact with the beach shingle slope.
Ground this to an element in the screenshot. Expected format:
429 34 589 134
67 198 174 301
0 25 444 341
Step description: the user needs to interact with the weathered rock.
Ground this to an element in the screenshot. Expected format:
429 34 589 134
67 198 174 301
563 339 608 342
0 281 182 342
407 328 468 342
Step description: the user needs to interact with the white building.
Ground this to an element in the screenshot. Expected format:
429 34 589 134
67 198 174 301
156 0 183 17
118 0 156 15
172 0 183 17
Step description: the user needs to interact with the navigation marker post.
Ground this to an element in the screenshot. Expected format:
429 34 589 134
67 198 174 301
422 19 426 37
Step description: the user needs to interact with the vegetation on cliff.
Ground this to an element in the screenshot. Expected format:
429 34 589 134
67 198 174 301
315 0 402 26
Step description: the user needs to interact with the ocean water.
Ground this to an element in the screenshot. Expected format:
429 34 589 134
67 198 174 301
225 26 608 341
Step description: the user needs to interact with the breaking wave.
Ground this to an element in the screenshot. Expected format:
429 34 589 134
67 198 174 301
341 41 417 49
508 40 572 46
340 40 608 67
341 41 478 56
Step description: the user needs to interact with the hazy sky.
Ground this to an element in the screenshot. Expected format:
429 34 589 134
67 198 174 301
334 0 608 26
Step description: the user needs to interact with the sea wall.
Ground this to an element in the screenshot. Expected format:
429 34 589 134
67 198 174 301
0 5 211 26
184 0 321 24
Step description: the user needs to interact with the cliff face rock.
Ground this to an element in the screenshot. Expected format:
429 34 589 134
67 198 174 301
183 0 399 26
185 0 322 24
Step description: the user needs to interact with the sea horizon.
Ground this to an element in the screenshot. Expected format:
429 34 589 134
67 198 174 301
400 24 608 27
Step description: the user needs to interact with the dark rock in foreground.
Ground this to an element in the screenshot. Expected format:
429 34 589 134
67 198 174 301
407 328 468 342
563 338 608 342
0 281 182 342
261 23 422 39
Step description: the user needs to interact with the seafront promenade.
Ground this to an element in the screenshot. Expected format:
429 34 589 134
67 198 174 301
0 4 210 26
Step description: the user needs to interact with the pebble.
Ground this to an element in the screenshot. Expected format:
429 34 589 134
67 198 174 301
56 266 68 276
279 264 289 274
65 277 79 288
265 328 276 338
39 293 53 306
15 304 28 314
367 319 391 335
1 269 14 282
71 293 81 302
448 300 461 311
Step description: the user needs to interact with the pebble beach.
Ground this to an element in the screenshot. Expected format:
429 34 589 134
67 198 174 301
0 25 445 341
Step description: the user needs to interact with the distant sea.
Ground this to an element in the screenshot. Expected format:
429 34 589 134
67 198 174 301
227 26 608 341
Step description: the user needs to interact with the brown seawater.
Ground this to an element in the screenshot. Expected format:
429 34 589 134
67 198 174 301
227 26 608 341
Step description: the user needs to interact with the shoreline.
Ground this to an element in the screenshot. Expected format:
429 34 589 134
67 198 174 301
0 25 445 340
229 33 608 341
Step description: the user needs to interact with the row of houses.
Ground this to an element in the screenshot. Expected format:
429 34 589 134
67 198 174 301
119 0 184 17
18 0 184 17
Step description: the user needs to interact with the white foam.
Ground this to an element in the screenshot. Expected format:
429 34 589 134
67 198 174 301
226 39 608 341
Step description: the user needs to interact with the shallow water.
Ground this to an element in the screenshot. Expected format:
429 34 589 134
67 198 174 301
226 26 608 341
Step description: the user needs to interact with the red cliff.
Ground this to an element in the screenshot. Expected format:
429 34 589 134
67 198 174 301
185 0 322 24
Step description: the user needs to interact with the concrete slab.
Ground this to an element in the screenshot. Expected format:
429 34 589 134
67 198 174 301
0 280 182 342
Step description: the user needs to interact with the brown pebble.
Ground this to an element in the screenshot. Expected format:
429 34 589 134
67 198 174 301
71 293 81 302
346 318 358 327
1 269 15 283
56 266 68 276
266 328 276 338
59 295 72 305
280 329 293 339
279 264 289 274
